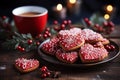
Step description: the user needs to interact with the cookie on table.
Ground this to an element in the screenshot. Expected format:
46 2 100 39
41 37 59 56
79 43 108 63
56 48 78 64
15 58 39 73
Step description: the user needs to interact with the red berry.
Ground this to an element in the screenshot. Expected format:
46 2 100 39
20 48 25 52
36 41 40 46
46 72 51 76
60 24 65 30
94 24 100 28
67 20 72 24
41 66 48 72
41 73 47 78
42 66 48 70
97 27 104 32
63 20 67 25
43 34 48 38
45 27 50 31
86 21 92 26
103 21 108 27
36 34 42 39
41 68 46 72
108 21 115 27
16 46 21 50
28 39 33 44
110 45 115 50
105 45 111 51
47 33 51 37
45 31 49 34
53 20 58 25
84 18 89 22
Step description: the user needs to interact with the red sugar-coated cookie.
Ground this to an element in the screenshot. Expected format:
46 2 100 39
15 58 39 73
58 28 84 51
79 44 108 63
81 29 104 43
41 37 59 55
56 49 78 64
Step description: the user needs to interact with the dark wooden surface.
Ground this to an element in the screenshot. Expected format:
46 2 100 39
0 27 120 80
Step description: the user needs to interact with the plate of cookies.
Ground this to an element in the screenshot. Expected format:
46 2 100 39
38 28 120 67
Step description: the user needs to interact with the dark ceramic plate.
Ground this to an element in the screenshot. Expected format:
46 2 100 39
38 39 120 67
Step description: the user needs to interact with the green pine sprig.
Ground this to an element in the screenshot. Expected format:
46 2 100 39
1 32 38 52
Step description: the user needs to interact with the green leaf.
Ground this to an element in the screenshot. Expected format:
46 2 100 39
15 43 19 49
26 33 32 39
90 13 106 25
21 34 27 39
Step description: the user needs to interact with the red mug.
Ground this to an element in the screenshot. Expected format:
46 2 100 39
12 6 48 36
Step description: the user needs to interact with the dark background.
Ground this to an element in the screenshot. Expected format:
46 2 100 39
0 0 120 24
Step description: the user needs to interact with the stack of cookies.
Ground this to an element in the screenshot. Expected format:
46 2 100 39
41 28 110 64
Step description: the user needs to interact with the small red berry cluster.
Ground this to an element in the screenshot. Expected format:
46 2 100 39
16 46 25 52
16 39 40 52
104 44 115 51
40 66 61 78
35 20 72 41
84 18 115 34
53 20 72 31
36 27 51 40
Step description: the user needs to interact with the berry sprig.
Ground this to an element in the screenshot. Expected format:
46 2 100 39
52 20 72 32
83 17 115 35
35 27 51 41
2 32 40 52
40 66 61 78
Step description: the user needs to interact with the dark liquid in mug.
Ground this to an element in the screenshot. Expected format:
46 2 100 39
19 12 41 16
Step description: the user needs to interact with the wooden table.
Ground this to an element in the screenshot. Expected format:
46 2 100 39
0 26 120 80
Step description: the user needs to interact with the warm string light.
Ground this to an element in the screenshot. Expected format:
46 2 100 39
104 4 114 20
69 0 76 4
104 14 110 20
57 4 63 11
106 5 113 12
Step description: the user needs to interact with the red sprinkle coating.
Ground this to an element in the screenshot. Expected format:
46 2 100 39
56 49 78 63
58 28 84 51
42 37 59 55
80 44 108 61
15 58 39 70
81 29 103 42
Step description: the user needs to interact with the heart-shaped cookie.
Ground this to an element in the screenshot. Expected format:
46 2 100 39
15 58 39 73
41 37 59 55
58 28 84 51
81 29 104 43
79 44 108 63
56 48 78 64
